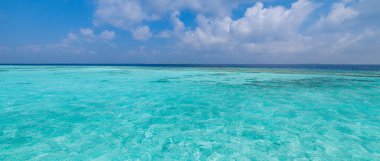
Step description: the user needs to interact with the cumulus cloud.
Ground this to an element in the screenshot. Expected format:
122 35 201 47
157 11 185 38
6 0 379 63
94 0 246 25
94 0 251 40
75 28 116 42
66 33 78 42
80 28 95 38
325 3 359 24
132 26 152 40
236 0 317 38
93 0 320 44
16 28 117 55
17 42 86 55
99 30 116 40
94 0 146 28
301 0 380 58
312 2 359 31
169 0 378 63
178 0 318 53
153 0 378 61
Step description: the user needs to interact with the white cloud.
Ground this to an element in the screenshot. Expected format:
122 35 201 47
327 3 359 24
17 43 86 54
157 11 185 38
95 0 146 28
80 28 95 38
312 2 359 31
16 0 377 63
79 28 97 42
63 32 79 44
132 26 152 41
73 28 116 42
157 30 171 38
171 11 185 33
179 0 318 53
15 28 117 55
99 30 116 40
93 0 252 40
160 0 379 62
94 0 247 25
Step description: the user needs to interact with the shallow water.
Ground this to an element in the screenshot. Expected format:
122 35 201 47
0 65 380 160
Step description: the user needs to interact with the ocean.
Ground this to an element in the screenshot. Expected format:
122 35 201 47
0 65 379 160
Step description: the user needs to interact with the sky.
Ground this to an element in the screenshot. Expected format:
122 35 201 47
0 0 379 64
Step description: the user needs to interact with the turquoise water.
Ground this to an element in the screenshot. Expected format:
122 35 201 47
0 65 380 160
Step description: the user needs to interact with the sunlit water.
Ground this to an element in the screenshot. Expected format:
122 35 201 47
0 65 380 160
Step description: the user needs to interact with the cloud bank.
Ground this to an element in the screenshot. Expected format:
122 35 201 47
92 0 379 63
1 0 379 64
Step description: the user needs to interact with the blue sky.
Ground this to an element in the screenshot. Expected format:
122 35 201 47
0 0 379 64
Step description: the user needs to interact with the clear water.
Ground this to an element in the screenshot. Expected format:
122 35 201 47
0 65 380 160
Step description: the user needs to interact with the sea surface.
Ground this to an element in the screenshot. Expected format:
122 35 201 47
0 65 380 160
